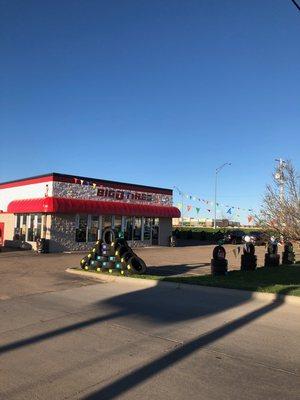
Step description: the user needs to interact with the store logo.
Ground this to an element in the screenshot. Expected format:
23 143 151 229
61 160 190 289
97 188 153 202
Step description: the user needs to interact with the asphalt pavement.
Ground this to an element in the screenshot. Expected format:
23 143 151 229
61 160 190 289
0 250 299 399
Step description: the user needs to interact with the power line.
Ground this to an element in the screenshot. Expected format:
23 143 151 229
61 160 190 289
291 0 300 11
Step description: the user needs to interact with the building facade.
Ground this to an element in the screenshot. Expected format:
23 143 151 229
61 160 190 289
0 173 180 252
172 217 241 228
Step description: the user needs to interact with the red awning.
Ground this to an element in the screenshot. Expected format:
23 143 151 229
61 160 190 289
7 197 181 218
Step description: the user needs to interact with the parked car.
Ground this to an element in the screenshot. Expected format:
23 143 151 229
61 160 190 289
223 230 246 244
248 231 269 246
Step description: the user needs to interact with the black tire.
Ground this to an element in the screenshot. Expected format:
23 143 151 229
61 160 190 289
90 260 102 269
115 237 128 247
243 243 255 256
212 245 226 260
128 255 147 274
264 253 280 267
115 243 130 258
120 250 134 266
101 260 114 270
282 251 295 265
114 239 129 252
241 254 257 271
96 255 108 262
87 251 97 261
93 240 103 254
80 256 89 269
211 258 228 276
102 228 116 245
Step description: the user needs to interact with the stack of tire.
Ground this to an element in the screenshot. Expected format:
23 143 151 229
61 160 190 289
80 228 147 275
264 241 280 268
282 241 295 265
241 242 257 271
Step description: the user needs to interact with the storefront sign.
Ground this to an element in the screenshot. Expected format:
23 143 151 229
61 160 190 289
53 181 173 206
97 187 153 202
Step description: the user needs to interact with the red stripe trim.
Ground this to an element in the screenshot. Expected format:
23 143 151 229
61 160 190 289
7 197 181 218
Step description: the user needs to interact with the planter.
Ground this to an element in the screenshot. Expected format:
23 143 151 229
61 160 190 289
241 254 257 271
211 258 228 276
264 253 280 267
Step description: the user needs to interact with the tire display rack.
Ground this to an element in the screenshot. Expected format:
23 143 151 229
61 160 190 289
80 228 147 275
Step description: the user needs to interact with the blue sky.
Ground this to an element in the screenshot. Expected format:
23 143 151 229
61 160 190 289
1 0 300 221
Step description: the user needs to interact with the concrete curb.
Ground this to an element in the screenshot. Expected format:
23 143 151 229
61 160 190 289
66 268 300 306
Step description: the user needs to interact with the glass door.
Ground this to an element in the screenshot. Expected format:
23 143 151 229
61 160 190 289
151 218 159 245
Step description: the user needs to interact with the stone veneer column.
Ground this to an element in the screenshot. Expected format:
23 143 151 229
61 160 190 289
158 218 172 246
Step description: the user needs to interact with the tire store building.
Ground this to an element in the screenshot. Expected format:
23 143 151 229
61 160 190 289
0 173 180 252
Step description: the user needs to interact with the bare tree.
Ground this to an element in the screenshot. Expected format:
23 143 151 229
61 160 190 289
259 161 300 242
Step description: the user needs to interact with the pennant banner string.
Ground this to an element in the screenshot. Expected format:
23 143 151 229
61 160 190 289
173 185 255 214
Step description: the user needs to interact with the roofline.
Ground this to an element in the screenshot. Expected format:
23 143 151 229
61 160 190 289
0 173 54 186
0 172 173 194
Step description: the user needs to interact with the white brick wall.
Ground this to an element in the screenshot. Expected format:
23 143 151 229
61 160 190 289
0 181 53 212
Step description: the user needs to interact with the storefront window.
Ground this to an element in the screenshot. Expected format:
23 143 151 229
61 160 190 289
124 217 133 241
76 215 88 242
114 216 122 232
143 218 151 241
88 215 99 242
133 217 142 241
14 215 21 240
16 215 21 228
103 215 112 229
14 215 25 240
20 214 27 241
27 214 36 242
36 214 42 240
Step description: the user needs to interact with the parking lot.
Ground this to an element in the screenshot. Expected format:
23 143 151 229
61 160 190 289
1 244 300 400
1 243 299 300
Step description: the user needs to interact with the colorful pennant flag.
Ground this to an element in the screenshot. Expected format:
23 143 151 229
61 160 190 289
173 186 255 217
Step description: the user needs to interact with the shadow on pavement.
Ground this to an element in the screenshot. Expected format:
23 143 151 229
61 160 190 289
0 281 296 399
83 286 297 400
146 262 210 276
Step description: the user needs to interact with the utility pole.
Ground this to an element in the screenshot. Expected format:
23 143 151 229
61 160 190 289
275 158 286 201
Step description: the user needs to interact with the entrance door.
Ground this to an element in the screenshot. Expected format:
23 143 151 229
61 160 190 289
0 223 4 246
151 218 159 245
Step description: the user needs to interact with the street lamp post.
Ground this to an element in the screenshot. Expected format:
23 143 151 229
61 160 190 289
214 162 231 230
